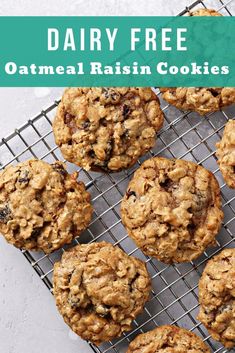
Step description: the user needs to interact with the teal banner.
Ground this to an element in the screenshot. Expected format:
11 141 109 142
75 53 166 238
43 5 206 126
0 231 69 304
0 16 234 86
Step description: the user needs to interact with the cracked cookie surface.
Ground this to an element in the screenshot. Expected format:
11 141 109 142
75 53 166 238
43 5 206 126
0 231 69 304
160 9 235 116
0 160 92 253
198 248 235 348
126 325 210 353
216 120 235 188
53 241 151 345
53 87 164 172
121 157 223 264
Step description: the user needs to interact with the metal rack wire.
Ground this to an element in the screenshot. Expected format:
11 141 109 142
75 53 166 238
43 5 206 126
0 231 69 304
0 0 235 352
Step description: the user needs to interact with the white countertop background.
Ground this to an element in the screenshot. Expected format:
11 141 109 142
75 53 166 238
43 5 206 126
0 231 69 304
0 1 234 353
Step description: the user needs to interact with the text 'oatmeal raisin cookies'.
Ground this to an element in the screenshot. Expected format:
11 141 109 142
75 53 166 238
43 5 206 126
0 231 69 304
198 248 235 348
160 9 235 116
121 157 223 264
53 241 151 345
126 325 210 353
216 119 235 188
53 87 164 172
0 160 92 253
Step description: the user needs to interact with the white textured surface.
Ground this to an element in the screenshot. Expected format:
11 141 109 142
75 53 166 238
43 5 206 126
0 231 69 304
0 1 232 353
0 237 90 353
0 0 188 16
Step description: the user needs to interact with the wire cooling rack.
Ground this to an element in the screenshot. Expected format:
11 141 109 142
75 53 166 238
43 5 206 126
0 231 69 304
0 1 235 353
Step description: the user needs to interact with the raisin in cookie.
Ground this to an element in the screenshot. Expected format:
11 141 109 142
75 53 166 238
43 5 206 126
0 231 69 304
216 120 235 188
0 160 92 253
198 248 235 348
53 241 151 345
53 87 164 172
121 157 223 264
160 9 235 116
126 325 210 353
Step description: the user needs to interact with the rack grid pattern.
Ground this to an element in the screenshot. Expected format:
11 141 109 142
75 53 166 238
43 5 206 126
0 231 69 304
0 1 235 352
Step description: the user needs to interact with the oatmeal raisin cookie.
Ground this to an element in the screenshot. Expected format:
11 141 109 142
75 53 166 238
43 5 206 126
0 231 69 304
53 241 151 344
126 325 210 353
53 87 164 172
0 160 92 253
121 157 223 263
216 119 235 188
198 248 235 348
160 9 235 115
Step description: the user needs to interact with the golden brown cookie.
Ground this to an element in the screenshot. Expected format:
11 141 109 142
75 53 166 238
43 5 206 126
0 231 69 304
198 248 235 348
53 241 151 345
189 8 222 16
126 325 210 353
216 120 235 188
53 87 164 172
160 87 235 116
121 157 223 264
0 160 92 253
160 9 235 116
